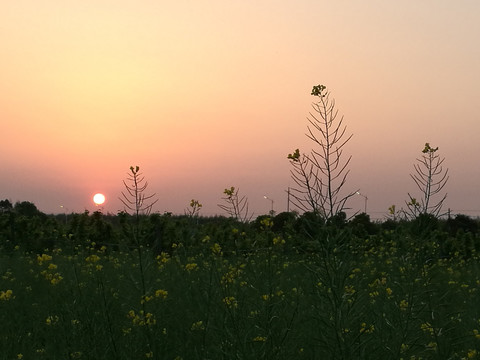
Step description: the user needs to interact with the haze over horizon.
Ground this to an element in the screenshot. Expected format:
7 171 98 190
1 1 480 220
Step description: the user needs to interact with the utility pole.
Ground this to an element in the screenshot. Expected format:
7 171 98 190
286 187 291 212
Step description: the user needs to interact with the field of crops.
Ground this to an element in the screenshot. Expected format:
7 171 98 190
2 225 480 360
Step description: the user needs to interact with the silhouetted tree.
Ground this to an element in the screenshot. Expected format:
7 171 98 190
14 201 40 217
446 214 478 236
0 199 13 212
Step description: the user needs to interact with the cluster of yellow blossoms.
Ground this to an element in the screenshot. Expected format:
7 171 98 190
0 289 14 301
127 310 156 326
37 253 63 285
222 296 238 308
141 289 168 304
211 243 222 256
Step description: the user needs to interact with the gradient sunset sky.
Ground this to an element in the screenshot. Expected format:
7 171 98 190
1 1 479 219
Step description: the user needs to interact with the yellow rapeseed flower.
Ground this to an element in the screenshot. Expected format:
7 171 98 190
50 274 63 285
211 243 222 255
272 236 285 245
141 295 154 304
127 310 156 326
185 263 198 272
37 254 52 265
155 289 168 299
420 322 434 336
222 296 238 308
191 321 205 331
85 254 100 263
360 322 375 334
253 336 267 342
45 315 59 326
399 299 409 311
156 252 170 264
344 285 356 295
260 217 273 229
0 289 13 301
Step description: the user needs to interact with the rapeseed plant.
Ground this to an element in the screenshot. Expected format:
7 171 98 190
45 315 59 325
85 254 100 263
272 236 285 245
40 269 63 285
3 224 480 359
467 349 477 358
184 263 198 272
0 289 13 300
222 296 238 308
140 295 153 304
260 217 273 229
399 299 409 311
221 264 242 284
127 310 156 326
155 289 168 299
359 322 375 334
36 253 52 265
252 336 267 342
190 321 205 331
211 243 222 256
156 252 170 263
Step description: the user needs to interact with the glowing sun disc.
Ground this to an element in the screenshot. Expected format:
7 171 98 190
93 193 106 205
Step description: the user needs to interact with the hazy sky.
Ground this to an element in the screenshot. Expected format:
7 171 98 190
1 1 479 219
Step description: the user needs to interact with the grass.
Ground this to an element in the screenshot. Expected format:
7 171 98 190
1 232 480 359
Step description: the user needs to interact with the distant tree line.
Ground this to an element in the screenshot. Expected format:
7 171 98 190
1 198 479 261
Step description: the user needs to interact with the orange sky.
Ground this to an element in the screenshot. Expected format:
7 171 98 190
1 1 480 219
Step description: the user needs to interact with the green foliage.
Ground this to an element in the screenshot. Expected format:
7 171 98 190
3 219 480 359
0 199 13 212
349 213 378 238
14 201 41 217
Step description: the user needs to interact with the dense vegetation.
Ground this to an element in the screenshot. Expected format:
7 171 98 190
2 200 480 359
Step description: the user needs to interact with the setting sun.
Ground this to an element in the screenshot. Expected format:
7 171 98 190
93 193 106 206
